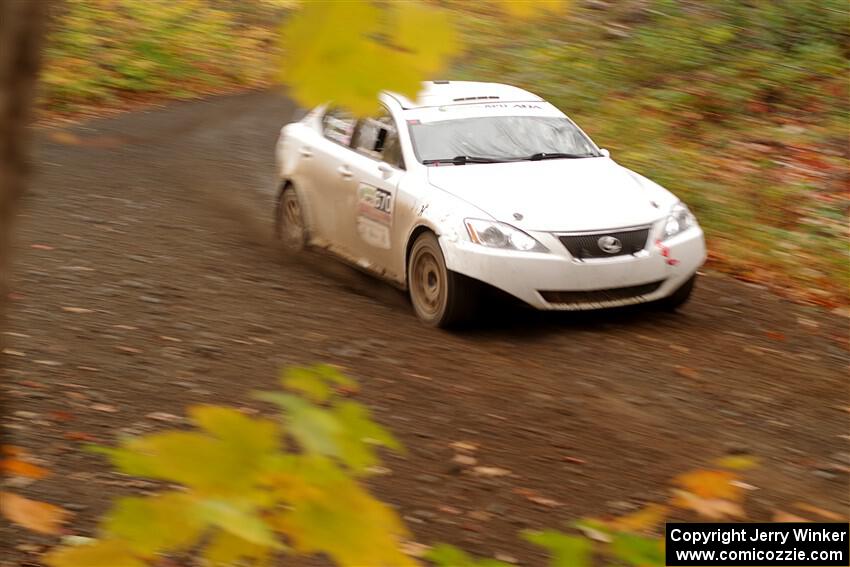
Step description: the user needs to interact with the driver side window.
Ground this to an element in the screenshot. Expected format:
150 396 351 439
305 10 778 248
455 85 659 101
351 109 405 170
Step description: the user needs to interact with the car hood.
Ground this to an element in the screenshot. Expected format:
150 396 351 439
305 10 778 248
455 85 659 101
426 158 672 232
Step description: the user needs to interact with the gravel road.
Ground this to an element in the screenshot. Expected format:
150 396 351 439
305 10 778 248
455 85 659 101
2 90 848 566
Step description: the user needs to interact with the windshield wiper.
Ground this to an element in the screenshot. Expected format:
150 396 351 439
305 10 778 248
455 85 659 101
526 152 596 161
422 155 504 166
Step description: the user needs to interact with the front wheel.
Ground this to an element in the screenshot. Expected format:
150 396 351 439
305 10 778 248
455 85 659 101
657 274 696 311
408 232 477 328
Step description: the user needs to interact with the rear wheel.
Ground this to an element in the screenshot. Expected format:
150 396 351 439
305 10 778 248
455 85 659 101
275 185 306 252
658 274 696 311
408 232 477 328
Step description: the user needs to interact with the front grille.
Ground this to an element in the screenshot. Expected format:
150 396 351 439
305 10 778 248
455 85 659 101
539 280 664 305
559 227 650 259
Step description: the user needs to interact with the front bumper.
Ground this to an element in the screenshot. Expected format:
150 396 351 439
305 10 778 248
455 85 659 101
441 223 706 310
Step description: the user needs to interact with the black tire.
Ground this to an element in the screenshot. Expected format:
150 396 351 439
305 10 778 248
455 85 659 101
407 232 477 328
658 274 696 311
275 184 306 252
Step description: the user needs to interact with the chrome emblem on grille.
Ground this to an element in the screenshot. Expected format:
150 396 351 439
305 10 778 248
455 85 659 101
598 235 623 254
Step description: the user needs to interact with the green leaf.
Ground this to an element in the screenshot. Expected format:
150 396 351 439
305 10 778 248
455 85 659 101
524 530 592 567
198 499 282 549
103 492 205 555
332 400 402 472
280 365 355 403
44 539 146 567
426 543 514 567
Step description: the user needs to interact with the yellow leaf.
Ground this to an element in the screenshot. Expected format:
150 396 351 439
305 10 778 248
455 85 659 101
673 469 742 501
493 0 568 20
0 491 71 535
608 504 668 533
189 405 281 456
713 455 760 470
390 3 460 74
44 539 146 567
203 529 274 567
278 1 460 116
103 492 206 555
271 460 414 567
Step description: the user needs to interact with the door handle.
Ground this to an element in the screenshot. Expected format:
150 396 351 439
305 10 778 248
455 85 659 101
299 147 313 158
337 165 353 179
377 164 393 180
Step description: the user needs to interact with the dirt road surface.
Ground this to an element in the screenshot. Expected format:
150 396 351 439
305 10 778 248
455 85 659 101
3 91 848 565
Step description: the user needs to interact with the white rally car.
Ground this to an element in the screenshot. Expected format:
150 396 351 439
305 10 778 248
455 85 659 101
275 81 706 327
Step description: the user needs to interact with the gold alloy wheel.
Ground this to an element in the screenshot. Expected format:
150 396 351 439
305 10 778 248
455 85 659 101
409 235 449 324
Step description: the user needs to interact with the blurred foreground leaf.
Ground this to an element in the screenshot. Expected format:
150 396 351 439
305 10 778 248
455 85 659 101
278 1 458 115
43 365 410 567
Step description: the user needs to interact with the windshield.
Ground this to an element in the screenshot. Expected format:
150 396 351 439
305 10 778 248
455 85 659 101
408 115 599 164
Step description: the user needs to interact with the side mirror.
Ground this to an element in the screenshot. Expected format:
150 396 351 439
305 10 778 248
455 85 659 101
599 148 610 158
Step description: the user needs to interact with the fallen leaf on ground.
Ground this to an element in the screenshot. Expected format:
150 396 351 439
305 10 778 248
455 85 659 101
30 244 54 250
61 307 93 314
513 487 563 508
472 466 511 477
1 446 24 457
0 492 70 534
674 470 742 501
608 504 668 533
115 346 142 354
452 454 477 466
672 489 745 520
400 541 431 558
773 510 809 522
674 365 700 379
91 404 118 413
450 441 478 452
2 459 48 480
562 456 586 465
793 503 844 521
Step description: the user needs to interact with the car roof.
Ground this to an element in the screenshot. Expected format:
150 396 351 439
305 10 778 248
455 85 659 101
385 81 544 110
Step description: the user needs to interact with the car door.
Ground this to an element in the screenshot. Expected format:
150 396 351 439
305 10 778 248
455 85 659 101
346 110 406 276
302 107 358 247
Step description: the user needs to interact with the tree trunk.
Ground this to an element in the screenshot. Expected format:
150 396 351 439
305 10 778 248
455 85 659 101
0 0 48 338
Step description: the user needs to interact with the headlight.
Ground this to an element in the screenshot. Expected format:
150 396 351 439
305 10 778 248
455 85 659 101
464 219 548 252
662 202 696 240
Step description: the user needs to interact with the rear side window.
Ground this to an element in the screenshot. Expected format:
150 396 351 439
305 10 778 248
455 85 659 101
322 108 356 146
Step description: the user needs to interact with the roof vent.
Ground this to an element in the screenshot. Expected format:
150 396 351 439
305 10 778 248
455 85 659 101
452 95 500 102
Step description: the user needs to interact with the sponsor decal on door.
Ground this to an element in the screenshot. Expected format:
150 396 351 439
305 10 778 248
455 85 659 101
356 184 393 249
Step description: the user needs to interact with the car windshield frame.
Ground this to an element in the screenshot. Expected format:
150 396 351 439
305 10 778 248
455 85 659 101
407 114 601 165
